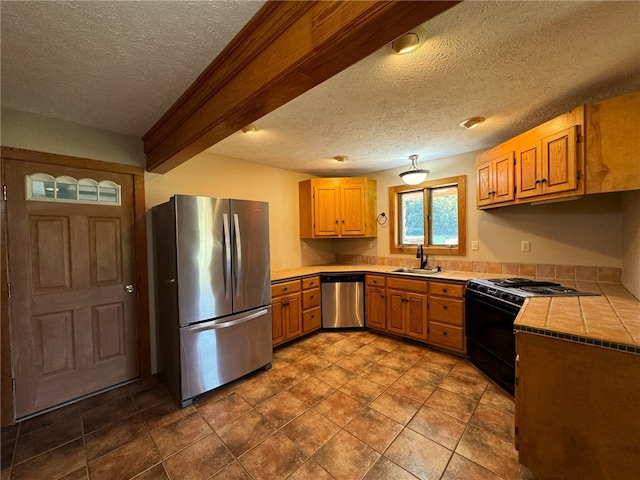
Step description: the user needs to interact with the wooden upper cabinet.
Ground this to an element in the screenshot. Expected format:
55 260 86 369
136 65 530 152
476 150 515 207
586 90 640 193
299 177 377 239
477 106 585 209
516 126 579 199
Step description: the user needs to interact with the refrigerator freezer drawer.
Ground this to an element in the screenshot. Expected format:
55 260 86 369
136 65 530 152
177 307 272 406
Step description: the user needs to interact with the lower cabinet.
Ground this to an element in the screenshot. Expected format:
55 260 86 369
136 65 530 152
427 281 465 353
272 276 321 346
386 278 428 341
365 274 466 354
271 280 302 347
365 275 386 330
301 276 321 333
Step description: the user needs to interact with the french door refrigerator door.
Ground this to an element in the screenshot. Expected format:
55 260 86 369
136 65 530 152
175 195 232 326
179 306 273 405
230 199 271 313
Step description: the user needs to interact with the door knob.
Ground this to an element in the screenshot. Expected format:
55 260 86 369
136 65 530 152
125 284 135 293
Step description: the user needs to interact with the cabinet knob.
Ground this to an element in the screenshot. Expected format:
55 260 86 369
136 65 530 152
283 287 288 291
442 288 448 293
310 295 315 299
442 305 448 310
443 331 448 336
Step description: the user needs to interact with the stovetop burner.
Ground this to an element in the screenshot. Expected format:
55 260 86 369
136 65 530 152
466 277 600 301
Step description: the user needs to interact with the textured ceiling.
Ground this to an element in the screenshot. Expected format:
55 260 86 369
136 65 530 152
0 0 265 136
2 1 639 176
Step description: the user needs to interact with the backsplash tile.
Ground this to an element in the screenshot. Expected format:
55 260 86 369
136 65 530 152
336 255 621 283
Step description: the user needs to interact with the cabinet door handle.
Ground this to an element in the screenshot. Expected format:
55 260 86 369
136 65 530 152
540 178 547 184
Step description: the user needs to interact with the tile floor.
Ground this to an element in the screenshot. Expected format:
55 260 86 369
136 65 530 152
1 330 535 480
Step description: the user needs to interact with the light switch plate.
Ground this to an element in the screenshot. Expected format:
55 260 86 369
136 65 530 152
471 240 479 251
521 240 531 252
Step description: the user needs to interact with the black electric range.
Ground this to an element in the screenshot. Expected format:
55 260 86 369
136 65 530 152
465 278 599 395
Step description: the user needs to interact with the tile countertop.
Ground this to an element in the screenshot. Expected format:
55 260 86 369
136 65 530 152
271 264 640 351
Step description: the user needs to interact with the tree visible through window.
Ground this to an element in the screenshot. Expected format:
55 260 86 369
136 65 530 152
390 175 466 256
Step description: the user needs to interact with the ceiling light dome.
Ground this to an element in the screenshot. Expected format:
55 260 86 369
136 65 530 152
459 117 485 129
399 154 430 185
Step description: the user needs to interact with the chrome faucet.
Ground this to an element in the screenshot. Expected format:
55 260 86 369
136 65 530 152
416 244 428 269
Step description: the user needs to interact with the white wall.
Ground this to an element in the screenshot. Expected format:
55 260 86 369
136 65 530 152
621 190 640 299
1 108 145 168
336 150 626 269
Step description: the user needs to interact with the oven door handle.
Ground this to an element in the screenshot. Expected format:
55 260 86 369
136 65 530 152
465 289 522 315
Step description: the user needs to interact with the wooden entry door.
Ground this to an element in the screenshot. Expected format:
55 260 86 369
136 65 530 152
5 159 140 418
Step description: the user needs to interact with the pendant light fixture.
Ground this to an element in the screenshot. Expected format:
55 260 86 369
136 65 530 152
399 154 430 185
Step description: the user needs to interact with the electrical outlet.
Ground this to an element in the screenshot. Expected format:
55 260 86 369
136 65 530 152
471 240 479 251
303 242 308 250
521 240 531 252
367 241 373 248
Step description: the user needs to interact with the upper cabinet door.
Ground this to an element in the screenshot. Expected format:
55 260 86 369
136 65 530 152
340 184 366 236
516 143 542 199
313 184 340 236
542 126 578 195
493 153 516 204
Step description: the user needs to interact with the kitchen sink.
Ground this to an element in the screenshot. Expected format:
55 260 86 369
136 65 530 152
392 267 443 276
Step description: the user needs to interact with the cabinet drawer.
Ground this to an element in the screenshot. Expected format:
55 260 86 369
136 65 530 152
303 307 321 333
272 280 301 297
302 288 320 310
429 297 463 326
429 281 464 298
387 277 428 293
429 322 464 351
302 276 320 290
366 275 386 287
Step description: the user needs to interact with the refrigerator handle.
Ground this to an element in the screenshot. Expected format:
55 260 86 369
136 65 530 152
183 308 269 333
233 213 242 296
222 213 232 299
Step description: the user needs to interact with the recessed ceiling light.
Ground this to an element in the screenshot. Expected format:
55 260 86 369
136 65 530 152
391 32 421 54
459 117 485 129
242 125 259 134
333 155 348 162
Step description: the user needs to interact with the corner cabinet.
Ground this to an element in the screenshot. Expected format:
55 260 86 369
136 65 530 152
366 275 466 354
299 177 377 239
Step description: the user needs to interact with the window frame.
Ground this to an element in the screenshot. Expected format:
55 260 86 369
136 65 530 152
389 175 466 256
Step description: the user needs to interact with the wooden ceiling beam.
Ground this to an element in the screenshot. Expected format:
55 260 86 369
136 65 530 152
143 1 461 173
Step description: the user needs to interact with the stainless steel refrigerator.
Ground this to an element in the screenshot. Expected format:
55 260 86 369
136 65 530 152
153 195 272 406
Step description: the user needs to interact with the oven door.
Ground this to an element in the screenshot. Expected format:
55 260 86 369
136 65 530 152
465 289 521 395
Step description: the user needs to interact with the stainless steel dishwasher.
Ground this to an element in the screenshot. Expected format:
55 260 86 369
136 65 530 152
321 273 365 328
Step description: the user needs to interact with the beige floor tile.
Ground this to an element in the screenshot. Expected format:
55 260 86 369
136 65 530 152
469 403 515 443
389 373 436 403
370 390 421 425
163 434 233 480
407 405 466 450
439 373 489 401
256 391 308 428
425 388 478 423
85 414 147 462
441 453 505 480
344 407 404 453
479 383 515 414
288 376 336 406
314 390 365 427
216 410 276 457
363 457 419 480
315 364 357 389
88 434 160 480
281 409 340 456
361 363 403 387
339 376 385 405
288 459 334 480
148 411 213 459
210 461 251 480
131 463 169 480
385 428 453 480
11 438 86 480
456 425 520 480
239 432 307 480
234 375 284 407
197 392 252 430
313 430 380 480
